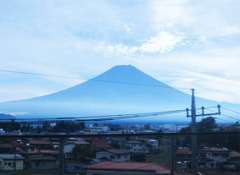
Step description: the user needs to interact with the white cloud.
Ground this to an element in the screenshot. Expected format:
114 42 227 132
169 70 240 103
218 26 239 36
139 32 185 54
96 32 186 56
0 111 28 116
0 0 240 105
149 0 194 30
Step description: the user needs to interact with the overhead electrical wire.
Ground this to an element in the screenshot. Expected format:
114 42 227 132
0 69 228 123
221 114 239 122
0 106 220 122
212 117 233 123
0 109 187 121
206 108 239 122
0 69 190 90
221 107 240 115
0 69 81 80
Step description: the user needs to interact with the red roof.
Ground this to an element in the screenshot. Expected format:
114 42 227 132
39 149 59 155
92 139 112 149
29 140 52 145
199 147 230 152
67 138 89 145
231 151 240 158
176 148 191 155
85 161 170 175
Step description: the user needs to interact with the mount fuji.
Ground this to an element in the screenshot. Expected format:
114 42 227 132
0 65 239 122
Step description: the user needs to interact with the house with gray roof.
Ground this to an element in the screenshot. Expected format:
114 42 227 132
0 154 25 171
96 149 130 161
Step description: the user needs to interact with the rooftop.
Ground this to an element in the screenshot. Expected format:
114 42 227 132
39 149 59 154
199 147 231 152
106 149 130 155
85 161 170 175
92 139 112 149
176 148 191 155
29 140 52 145
0 154 25 160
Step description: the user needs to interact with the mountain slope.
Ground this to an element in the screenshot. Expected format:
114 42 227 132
0 65 239 122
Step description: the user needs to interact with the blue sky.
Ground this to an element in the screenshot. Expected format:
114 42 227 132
0 0 240 104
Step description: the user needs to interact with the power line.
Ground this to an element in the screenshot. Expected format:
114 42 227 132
0 109 186 121
0 69 189 90
206 108 239 121
221 114 239 122
0 106 217 122
221 107 240 115
0 69 81 80
212 117 233 123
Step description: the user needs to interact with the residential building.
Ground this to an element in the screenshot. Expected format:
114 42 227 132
198 147 231 169
64 138 89 158
90 126 110 134
0 143 14 153
96 149 130 161
92 139 112 151
85 161 170 175
108 137 126 148
39 149 59 156
16 143 38 154
27 155 57 169
28 140 52 149
125 140 146 153
0 154 25 171
228 151 240 170
175 147 191 162
147 139 159 148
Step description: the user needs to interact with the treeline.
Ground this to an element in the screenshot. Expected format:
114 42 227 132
0 120 85 133
178 117 240 152
0 120 21 132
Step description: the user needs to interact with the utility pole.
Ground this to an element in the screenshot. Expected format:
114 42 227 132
59 137 65 175
170 134 175 175
190 89 197 175
186 89 221 175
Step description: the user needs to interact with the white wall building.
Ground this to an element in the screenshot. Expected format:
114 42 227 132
0 154 25 171
90 126 110 134
125 141 146 153
96 149 130 161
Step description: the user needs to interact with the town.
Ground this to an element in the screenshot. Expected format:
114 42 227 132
0 117 239 174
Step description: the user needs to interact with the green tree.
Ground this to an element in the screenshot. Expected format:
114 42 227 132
1 120 21 132
178 117 217 147
197 117 217 132
52 121 85 133
72 145 93 162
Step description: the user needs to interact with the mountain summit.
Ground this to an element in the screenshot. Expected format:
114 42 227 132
0 65 235 121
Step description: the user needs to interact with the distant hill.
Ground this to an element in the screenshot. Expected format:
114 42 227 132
0 65 239 122
0 113 16 120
